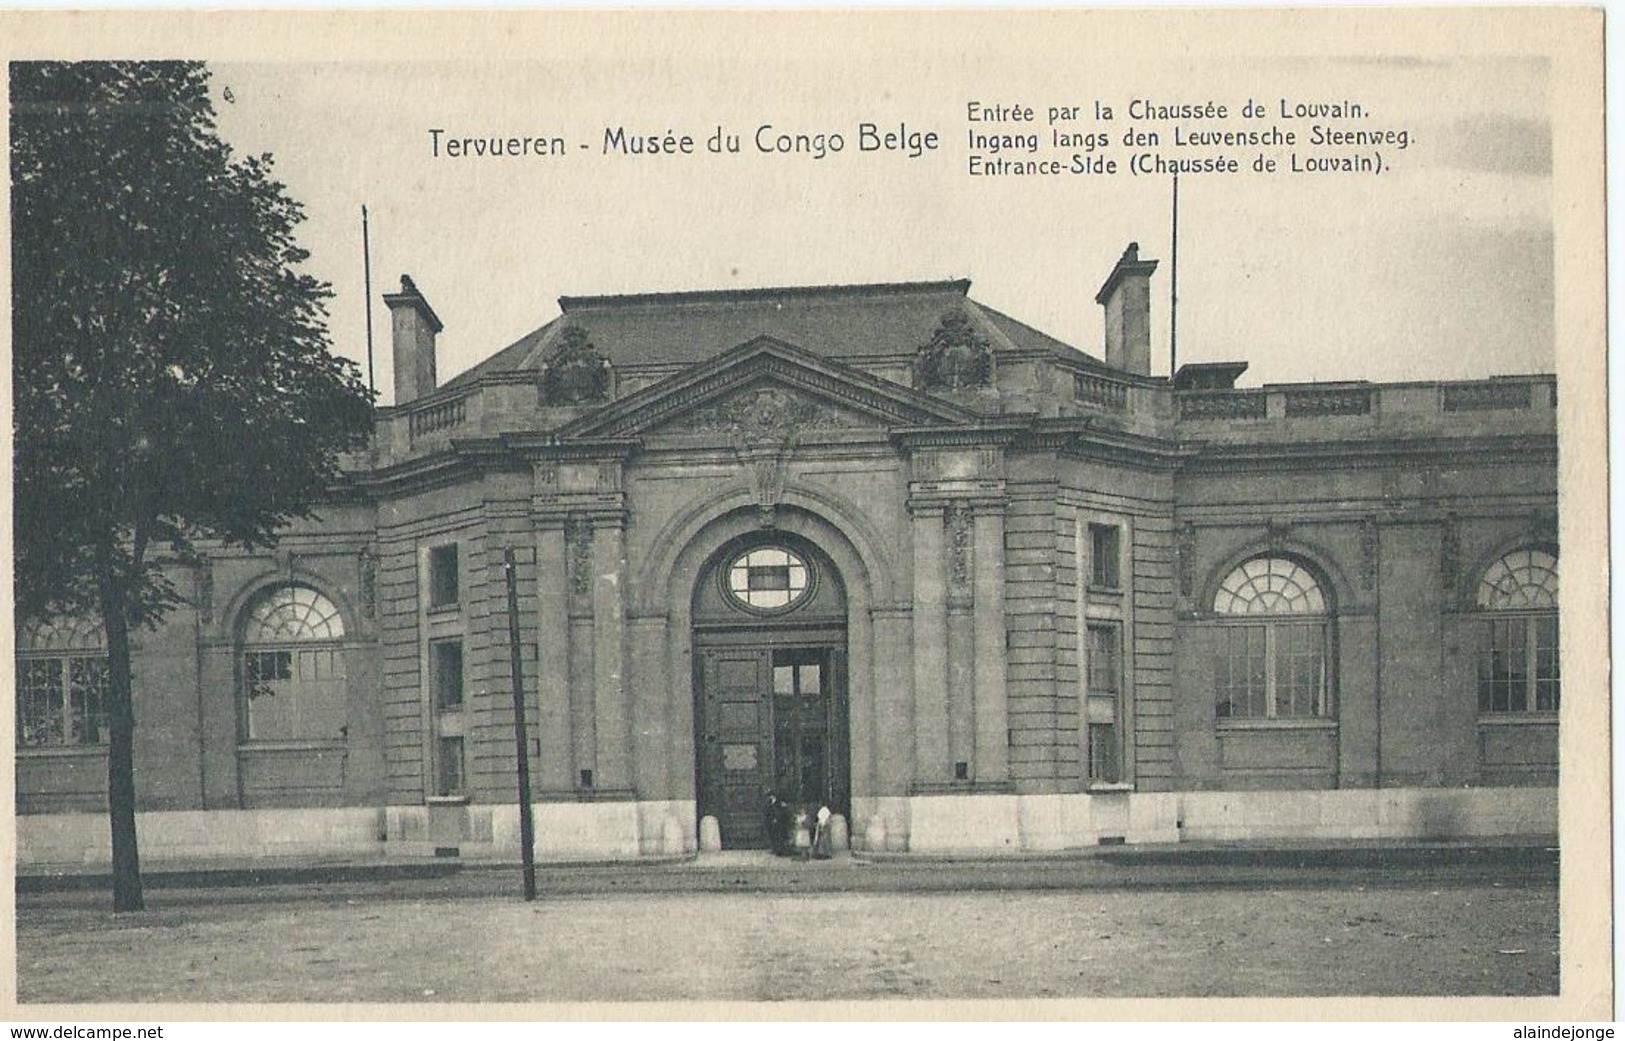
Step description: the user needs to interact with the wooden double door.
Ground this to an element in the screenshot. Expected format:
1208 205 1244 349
695 635 849 849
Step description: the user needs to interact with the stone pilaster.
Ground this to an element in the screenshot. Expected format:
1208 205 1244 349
972 504 1010 783
900 435 1010 789
591 520 632 792
910 503 951 786
535 524 573 794
530 444 634 796
627 615 670 798
869 606 916 796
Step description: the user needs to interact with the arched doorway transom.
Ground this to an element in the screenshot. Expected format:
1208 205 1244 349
692 530 850 849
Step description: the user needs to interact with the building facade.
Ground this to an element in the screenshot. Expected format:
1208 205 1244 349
16 245 1561 863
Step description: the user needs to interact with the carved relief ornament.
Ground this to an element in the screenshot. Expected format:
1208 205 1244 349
915 310 994 392
687 386 842 524
539 326 612 406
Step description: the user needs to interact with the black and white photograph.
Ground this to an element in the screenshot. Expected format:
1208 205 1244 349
3 8 1609 1022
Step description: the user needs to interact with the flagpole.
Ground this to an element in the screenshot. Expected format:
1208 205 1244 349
362 205 375 397
1170 174 1179 379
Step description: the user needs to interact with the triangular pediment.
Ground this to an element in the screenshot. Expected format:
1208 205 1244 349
556 335 976 440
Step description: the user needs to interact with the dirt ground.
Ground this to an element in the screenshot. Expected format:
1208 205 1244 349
17 880 1557 1003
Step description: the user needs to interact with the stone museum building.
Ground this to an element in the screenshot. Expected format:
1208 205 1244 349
16 243 1561 863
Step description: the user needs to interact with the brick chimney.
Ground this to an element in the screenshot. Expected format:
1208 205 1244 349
1094 242 1159 376
384 274 443 405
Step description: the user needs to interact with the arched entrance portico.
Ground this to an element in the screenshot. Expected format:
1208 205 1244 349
691 531 851 848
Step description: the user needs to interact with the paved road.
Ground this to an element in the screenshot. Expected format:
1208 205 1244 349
18 842 1558 904
17 848 1559 1004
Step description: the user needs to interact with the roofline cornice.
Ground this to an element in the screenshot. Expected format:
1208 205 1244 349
558 278 972 311
1176 433 1558 473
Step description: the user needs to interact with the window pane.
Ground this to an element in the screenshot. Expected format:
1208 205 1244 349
246 665 294 740
1534 614 1560 711
726 546 813 610
1215 557 1326 616
1218 626 1269 718
748 565 791 591
17 659 65 746
246 586 345 641
294 650 348 737
799 663 821 697
1088 722 1119 783
1484 618 1528 712
68 658 108 744
437 736 465 795
773 665 794 696
1273 623 1326 718
1477 549 1559 611
429 545 460 609
1090 525 1121 589
433 640 464 709
1087 625 1120 693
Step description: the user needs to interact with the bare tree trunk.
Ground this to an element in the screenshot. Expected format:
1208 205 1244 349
98 550 143 912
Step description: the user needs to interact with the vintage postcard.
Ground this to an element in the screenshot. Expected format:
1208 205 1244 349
0 8 1608 1024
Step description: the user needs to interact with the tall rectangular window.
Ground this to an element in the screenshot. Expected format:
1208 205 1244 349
430 638 465 796
1216 626 1268 718
431 639 464 709
428 543 459 610
1086 624 1121 693
1273 622 1327 717
1089 524 1121 589
1084 624 1122 783
1479 615 1559 714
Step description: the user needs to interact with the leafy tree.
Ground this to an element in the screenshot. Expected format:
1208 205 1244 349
12 61 373 911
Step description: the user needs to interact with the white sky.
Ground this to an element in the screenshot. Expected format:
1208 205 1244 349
210 32 1553 405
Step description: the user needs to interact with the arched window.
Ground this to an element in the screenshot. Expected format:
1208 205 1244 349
1213 556 1331 719
16 616 108 747
241 585 348 742
1477 547 1559 714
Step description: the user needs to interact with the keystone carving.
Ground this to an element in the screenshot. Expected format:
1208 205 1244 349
689 386 841 524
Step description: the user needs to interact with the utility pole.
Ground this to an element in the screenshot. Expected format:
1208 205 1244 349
503 547 538 901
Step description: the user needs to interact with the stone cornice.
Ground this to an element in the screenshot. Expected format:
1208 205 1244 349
502 434 642 461
1027 418 1185 470
531 502 629 526
355 438 519 497
890 421 1027 449
1174 500 1557 528
1177 432 1558 473
907 492 1007 514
